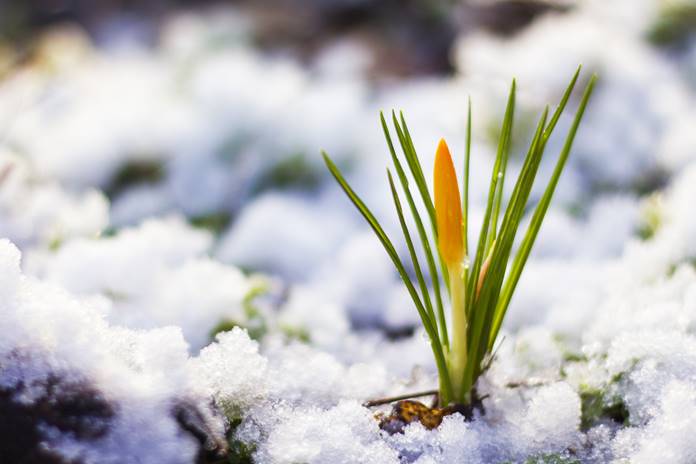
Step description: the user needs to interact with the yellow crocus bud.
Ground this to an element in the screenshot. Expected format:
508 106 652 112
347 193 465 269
434 138 464 267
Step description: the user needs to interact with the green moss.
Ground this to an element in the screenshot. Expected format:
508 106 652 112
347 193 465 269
564 202 585 220
648 3 696 47
241 282 270 340
553 334 587 377
100 227 118 238
109 160 164 195
636 193 664 241
579 389 604 431
630 167 669 197
226 439 255 464
209 280 270 342
209 319 242 340
636 225 656 241
209 314 310 345
579 387 629 431
610 369 627 384
523 453 580 464
666 257 696 277
225 417 256 464
498 454 580 464
253 154 321 193
48 236 62 251
243 281 269 310
209 317 266 343
190 213 232 235
279 324 311 344
561 352 587 363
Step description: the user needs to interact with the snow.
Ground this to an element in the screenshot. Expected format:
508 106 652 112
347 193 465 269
1 0 696 462
194 328 268 412
0 240 223 463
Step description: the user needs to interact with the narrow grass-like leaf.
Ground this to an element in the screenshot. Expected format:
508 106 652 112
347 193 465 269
322 151 453 403
462 98 472 260
543 65 581 140
480 66 583 351
381 113 450 348
488 80 516 252
489 75 597 346
462 98 472 301
387 170 438 336
470 108 548 381
462 107 548 393
400 112 429 192
392 111 452 292
392 111 436 235
467 81 516 313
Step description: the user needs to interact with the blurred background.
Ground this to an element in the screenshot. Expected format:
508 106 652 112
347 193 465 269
0 0 696 348
0 0 575 77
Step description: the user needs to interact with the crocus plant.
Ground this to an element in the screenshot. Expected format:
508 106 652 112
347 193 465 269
323 67 596 406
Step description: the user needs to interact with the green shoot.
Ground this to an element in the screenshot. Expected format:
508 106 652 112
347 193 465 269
323 67 597 406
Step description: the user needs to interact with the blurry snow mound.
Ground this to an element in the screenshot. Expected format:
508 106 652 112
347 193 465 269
0 150 108 248
240 380 582 464
534 194 640 260
193 327 268 412
311 231 406 329
618 164 696 284
454 0 695 187
29 216 212 295
613 380 696 463
276 285 351 350
217 192 357 280
252 401 398 464
0 12 371 225
26 217 254 351
0 239 227 463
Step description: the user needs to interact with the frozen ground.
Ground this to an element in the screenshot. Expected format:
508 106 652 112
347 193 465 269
1 1 696 463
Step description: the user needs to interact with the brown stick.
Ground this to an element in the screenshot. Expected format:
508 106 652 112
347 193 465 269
363 389 438 408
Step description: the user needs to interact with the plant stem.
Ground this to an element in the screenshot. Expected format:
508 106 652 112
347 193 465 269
363 389 439 408
448 263 467 402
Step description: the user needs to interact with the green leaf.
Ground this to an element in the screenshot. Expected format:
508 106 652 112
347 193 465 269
543 65 581 140
467 80 516 315
381 112 450 349
322 151 453 403
391 111 452 293
462 97 472 295
391 111 436 235
489 74 597 346
387 170 438 336
488 80 516 252
462 106 549 392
